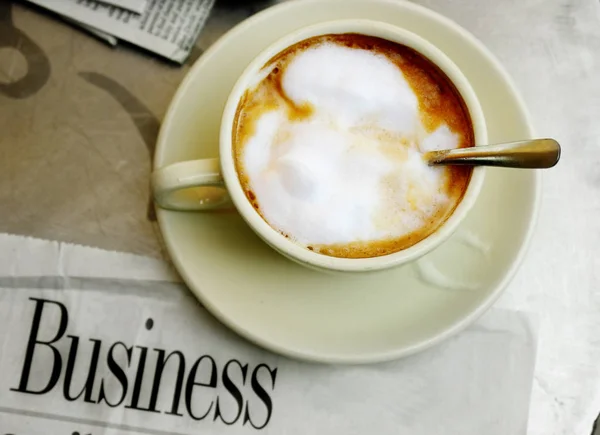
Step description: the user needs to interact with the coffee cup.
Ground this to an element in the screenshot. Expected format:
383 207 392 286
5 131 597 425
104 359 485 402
151 19 487 273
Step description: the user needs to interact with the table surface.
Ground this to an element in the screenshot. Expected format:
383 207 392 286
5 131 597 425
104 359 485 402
1 0 599 434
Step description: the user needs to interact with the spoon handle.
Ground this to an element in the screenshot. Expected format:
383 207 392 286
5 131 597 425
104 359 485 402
425 138 561 168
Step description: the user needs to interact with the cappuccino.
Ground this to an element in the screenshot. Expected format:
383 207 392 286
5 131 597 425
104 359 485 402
233 34 474 259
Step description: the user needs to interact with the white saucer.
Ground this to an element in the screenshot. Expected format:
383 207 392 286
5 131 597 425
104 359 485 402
155 0 540 363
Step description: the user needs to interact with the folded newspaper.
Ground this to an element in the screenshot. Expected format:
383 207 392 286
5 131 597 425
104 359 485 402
0 234 538 434
24 0 215 63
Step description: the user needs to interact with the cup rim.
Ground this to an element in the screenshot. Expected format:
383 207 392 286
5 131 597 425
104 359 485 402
220 19 487 272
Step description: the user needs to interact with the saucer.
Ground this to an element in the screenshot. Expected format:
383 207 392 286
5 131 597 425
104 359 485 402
154 0 540 363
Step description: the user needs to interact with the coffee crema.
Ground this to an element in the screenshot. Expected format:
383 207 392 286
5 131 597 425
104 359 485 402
232 34 474 259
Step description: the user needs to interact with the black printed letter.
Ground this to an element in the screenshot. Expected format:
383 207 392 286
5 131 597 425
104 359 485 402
98 342 132 407
63 337 102 402
11 298 68 395
244 364 278 429
185 355 217 420
214 359 248 425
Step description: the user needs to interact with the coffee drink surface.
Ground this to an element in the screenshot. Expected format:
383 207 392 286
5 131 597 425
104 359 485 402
233 34 474 259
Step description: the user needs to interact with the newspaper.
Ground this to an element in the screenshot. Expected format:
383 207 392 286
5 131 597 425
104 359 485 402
23 0 215 63
61 16 119 46
0 234 538 434
95 0 149 15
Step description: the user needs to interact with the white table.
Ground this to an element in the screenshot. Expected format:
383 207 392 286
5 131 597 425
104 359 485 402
0 0 598 433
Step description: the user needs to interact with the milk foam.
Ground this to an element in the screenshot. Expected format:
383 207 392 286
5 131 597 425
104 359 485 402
242 42 460 247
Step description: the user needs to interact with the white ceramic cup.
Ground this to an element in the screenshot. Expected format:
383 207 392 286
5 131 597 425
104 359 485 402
151 19 487 273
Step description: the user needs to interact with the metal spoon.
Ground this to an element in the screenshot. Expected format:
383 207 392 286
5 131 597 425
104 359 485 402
424 138 561 168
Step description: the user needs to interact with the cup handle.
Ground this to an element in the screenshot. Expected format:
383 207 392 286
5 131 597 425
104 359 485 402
151 158 230 211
